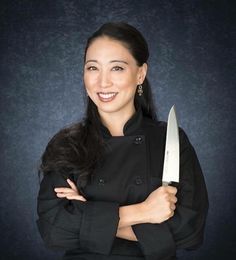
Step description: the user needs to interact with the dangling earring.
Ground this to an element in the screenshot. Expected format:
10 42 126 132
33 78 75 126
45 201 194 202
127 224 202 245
137 84 143 96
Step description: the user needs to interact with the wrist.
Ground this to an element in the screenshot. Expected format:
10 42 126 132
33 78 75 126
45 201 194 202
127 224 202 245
119 202 147 228
137 201 149 223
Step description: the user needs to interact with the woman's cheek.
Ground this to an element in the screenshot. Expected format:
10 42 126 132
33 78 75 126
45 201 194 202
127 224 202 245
84 75 98 91
111 76 127 88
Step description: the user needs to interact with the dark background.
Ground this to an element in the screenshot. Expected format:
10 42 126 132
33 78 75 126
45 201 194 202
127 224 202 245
0 0 235 259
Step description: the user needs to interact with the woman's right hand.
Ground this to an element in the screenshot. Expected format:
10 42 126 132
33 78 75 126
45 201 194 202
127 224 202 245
54 179 87 202
141 186 177 224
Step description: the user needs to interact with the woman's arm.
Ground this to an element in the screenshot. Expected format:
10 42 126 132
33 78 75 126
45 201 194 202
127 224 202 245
37 173 120 254
57 180 178 241
118 186 177 228
116 226 137 241
117 186 177 241
116 186 177 241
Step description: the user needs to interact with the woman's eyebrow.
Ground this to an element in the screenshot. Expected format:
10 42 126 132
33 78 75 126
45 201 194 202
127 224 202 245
110 60 128 64
85 60 98 64
85 60 129 65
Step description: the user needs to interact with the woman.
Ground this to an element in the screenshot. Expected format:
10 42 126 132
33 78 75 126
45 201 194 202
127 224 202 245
37 22 208 260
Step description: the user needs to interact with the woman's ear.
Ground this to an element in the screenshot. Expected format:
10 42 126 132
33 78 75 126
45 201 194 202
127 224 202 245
138 63 148 84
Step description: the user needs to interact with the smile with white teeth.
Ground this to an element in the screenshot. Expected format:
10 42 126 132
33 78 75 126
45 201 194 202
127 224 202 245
97 92 118 102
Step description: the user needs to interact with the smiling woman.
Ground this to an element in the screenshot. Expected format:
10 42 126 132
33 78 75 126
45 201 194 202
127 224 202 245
84 36 147 136
36 22 208 260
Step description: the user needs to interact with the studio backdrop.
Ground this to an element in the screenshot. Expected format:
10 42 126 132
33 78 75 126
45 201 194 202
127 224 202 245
0 0 235 259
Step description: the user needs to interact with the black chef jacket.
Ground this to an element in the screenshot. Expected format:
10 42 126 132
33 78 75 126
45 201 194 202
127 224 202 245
37 109 208 260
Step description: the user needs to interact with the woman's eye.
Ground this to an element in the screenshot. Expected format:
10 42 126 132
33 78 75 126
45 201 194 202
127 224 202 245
86 66 97 71
112 66 124 71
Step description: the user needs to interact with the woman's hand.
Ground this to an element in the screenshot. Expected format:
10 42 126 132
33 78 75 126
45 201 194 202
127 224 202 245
141 186 177 224
54 179 86 202
118 186 177 229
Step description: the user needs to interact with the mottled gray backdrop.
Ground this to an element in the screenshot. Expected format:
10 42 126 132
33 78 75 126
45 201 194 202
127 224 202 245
0 0 235 259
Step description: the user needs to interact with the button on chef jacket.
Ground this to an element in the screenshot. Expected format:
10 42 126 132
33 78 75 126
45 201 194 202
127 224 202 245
37 109 209 260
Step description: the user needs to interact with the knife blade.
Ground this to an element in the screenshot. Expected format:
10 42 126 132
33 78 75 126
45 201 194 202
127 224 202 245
162 105 180 186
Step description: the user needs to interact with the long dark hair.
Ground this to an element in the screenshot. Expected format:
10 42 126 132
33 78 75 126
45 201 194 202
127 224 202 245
39 22 157 190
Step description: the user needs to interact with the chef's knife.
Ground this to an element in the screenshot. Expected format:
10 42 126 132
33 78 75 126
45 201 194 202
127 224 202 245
162 105 180 186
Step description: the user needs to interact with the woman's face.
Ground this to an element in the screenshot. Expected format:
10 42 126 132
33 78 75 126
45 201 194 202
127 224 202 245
83 36 147 116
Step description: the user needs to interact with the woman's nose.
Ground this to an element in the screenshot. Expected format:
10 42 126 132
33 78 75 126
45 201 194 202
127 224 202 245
100 71 112 88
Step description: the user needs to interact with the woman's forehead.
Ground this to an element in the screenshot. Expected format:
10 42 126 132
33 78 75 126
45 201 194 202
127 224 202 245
85 37 135 63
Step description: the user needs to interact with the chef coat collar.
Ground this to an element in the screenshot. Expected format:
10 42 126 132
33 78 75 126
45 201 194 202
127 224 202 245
99 108 143 138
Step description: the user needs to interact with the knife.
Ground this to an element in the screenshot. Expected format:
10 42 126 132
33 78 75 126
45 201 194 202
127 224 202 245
162 105 180 186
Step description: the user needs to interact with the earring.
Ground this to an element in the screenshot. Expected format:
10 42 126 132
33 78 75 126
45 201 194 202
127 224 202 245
137 84 143 96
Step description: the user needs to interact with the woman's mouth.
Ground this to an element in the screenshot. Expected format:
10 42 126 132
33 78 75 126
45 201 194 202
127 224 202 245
97 92 118 102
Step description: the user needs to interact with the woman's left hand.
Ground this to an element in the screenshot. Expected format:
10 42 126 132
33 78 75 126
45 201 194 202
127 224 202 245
54 179 87 202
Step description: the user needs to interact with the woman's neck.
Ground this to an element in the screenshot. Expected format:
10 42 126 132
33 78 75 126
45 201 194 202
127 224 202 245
99 107 136 136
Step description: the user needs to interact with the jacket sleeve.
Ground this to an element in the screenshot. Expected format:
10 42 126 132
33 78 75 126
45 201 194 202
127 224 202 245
36 171 120 254
132 129 209 258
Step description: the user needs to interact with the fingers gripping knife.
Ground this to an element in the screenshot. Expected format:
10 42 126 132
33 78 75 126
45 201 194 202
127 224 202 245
162 105 180 186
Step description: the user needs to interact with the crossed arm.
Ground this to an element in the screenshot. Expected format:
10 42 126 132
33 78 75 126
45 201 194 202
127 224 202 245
54 178 178 241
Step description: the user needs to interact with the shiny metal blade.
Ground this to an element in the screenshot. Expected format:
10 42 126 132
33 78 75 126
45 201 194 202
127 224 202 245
162 105 180 185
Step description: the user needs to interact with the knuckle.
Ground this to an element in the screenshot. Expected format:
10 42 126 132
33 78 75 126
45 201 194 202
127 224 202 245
163 193 169 200
166 201 171 208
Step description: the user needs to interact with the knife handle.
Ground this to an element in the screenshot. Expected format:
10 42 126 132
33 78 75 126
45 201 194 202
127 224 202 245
162 181 171 186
